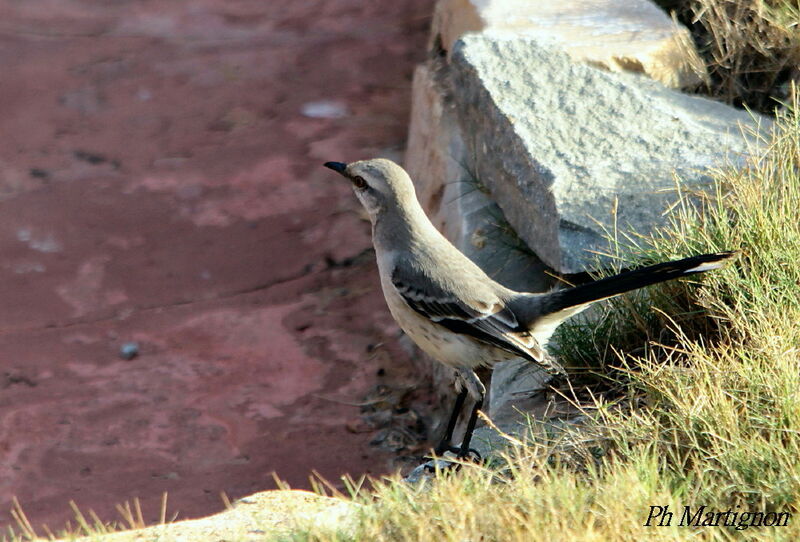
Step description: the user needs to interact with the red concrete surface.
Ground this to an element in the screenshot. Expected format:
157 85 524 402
0 0 433 531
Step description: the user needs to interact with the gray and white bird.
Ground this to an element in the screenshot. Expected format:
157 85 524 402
324 158 734 459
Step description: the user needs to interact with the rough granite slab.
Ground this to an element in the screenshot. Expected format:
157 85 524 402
451 34 768 273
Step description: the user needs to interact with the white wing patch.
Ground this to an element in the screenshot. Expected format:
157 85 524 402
685 261 726 273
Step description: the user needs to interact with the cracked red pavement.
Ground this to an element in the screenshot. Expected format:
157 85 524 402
0 0 433 531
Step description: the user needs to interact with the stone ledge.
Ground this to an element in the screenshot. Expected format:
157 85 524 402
60 490 358 542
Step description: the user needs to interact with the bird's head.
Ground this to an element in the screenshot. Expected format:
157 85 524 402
323 158 417 221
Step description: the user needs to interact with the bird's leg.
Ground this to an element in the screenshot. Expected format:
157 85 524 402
457 395 484 461
453 368 484 462
434 387 468 455
424 369 485 465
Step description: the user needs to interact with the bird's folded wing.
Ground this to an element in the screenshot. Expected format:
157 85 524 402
390 265 545 363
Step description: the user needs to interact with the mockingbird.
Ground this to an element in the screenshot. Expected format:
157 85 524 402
324 158 734 460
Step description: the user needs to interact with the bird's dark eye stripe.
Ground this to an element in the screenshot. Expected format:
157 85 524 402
352 175 368 189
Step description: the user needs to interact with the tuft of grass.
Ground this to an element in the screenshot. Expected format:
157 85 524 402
658 0 800 113
4 494 172 542
292 96 800 542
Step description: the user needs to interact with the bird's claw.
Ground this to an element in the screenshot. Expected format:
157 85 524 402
457 447 482 462
424 446 482 465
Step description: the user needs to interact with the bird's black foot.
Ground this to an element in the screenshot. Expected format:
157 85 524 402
422 459 456 474
420 451 483 476
424 444 482 464
457 447 482 462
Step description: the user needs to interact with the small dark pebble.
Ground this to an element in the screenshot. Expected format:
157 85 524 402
119 342 139 360
4 373 37 388
73 150 107 164
29 168 50 179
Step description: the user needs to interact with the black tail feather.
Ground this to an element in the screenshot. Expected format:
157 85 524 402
543 251 736 314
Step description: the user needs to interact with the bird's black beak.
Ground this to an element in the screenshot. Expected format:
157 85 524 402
323 161 348 175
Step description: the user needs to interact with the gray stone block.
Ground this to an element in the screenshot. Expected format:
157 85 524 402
431 0 707 89
451 34 769 273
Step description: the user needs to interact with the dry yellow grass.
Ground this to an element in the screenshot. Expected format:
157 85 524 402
658 0 800 112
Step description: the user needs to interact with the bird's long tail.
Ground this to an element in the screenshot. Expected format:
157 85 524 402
542 251 736 314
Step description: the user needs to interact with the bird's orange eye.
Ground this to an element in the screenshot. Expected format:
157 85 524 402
352 176 367 189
